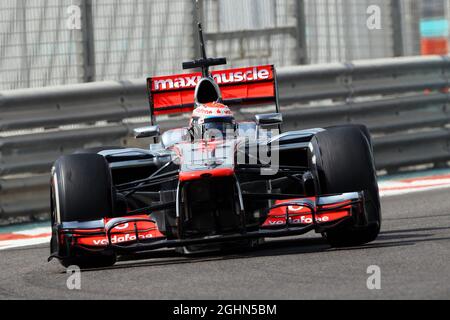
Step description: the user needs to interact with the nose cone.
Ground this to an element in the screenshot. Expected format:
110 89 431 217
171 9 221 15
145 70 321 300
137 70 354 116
174 139 236 182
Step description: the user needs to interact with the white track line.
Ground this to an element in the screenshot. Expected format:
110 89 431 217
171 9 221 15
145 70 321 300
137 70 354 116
379 175 450 197
0 237 51 250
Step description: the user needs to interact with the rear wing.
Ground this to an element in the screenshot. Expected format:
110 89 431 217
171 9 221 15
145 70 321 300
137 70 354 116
146 65 279 123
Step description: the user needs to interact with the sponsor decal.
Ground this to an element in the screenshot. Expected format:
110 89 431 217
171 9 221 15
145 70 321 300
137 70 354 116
264 214 333 226
74 216 164 247
263 198 350 227
192 102 233 121
90 232 154 246
152 66 272 91
287 205 304 212
113 222 129 230
291 215 330 224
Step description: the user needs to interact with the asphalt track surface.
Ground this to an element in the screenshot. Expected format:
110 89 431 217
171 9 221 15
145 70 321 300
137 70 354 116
0 188 449 300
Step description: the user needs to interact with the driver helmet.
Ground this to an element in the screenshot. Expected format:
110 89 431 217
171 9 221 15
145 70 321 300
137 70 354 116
189 102 236 140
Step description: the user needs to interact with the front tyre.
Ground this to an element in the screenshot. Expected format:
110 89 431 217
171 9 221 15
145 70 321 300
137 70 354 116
313 125 381 247
50 154 117 268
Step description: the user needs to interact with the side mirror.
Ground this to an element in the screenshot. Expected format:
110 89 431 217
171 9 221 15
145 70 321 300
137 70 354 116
255 113 283 126
134 125 160 139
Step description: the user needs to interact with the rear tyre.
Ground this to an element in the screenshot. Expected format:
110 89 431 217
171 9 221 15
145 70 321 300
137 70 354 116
51 154 117 268
313 125 381 247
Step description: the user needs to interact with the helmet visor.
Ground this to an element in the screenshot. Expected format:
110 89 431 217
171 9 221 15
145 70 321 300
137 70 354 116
202 117 235 140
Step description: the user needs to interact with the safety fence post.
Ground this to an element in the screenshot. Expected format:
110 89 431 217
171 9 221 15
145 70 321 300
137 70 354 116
296 0 308 65
391 0 405 57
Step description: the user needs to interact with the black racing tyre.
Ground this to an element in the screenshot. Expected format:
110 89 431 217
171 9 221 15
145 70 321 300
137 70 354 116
52 153 115 221
326 124 373 150
73 146 135 217
313 125 381 247
51 153 116 268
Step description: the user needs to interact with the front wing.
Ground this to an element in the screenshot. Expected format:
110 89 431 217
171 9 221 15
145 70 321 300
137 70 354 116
49 192 367 260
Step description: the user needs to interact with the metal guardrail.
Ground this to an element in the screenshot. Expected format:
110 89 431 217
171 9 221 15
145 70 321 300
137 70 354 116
1 55 450 222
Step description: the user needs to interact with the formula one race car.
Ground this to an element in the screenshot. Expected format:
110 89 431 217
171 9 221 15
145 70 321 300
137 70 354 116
49 24 381 268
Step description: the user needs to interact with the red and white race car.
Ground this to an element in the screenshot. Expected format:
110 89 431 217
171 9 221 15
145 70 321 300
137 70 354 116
49 24 381 268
